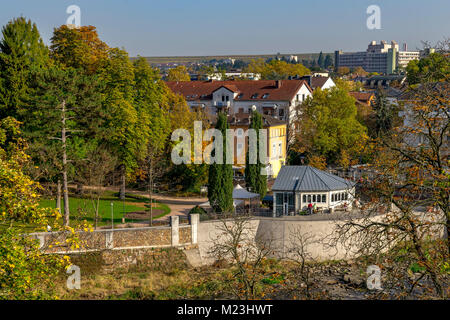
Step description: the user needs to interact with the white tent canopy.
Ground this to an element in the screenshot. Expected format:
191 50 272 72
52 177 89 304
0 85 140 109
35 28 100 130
198 185 259 209
233 184 259 200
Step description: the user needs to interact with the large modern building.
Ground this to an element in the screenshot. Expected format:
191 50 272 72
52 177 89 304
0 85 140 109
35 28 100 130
335 41 420 74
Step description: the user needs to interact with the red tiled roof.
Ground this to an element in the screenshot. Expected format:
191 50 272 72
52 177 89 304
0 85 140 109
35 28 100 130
309 76 330 89
165 80 311 102
349 91 375 103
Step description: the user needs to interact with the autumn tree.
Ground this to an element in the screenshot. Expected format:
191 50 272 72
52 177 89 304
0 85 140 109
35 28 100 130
166 65 191 81
244 58 310 80
332 81 449 299
50 25 109 74
337 66 350 76
0 117 69 299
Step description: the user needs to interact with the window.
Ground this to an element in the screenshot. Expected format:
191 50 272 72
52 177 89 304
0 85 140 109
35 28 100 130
303 195 306 203
279 109 284 117
302 94 305 101
226 95 229 101
276 193 283 205
332 194 335 202
222 95 225 102
322 194 326 202
262 93 269 99
313 195 316 202
251 93 258 99
237 93 244 99
344 193 348 200
288 193 294 206
307 195 311 203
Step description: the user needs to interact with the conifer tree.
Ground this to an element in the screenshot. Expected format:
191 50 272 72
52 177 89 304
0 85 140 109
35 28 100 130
208 112 233 213
245 111 267 200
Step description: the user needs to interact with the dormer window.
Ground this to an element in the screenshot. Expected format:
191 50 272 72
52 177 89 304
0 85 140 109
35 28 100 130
251 93 258 99
262 93 269 99
237 93 244 99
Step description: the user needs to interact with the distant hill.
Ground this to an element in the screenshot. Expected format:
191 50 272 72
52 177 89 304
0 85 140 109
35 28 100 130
132 53 333 65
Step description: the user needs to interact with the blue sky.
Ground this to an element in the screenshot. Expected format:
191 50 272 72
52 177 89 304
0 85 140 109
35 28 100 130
1 0 449 57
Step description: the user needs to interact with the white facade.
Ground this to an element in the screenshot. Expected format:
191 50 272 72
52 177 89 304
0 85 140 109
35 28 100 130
397 51 420 69
187 83 312 123
318 77 335 90
273 187 355 215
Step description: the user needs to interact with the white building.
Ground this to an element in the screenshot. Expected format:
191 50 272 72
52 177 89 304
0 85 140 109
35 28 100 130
397 51 420 69
335 40 420 74
166 80 313 123
300 75 336 91
272 166 356 216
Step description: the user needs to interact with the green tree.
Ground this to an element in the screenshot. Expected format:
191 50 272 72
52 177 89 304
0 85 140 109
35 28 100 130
244 59 310 80
100 48 141 200
324 54 333 69
406 52 450 85
25 66 103 226
245 111 267 200
317 51 324 69
293 87 368 165
374 89 395 137
208 112 233 213
0 17 50 119
166 65 191 81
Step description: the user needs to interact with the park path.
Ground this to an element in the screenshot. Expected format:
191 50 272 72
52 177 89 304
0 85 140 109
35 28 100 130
76 185 207 221
127 190 207 221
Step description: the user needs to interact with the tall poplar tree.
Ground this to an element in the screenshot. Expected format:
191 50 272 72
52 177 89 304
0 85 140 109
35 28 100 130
208 112 233 213
245 111 267 200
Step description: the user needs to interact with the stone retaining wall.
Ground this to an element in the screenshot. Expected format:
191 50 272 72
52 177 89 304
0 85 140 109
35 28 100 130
30 215 199 254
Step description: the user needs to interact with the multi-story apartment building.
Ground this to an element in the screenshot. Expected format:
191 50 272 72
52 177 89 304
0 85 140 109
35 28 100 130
227 114 287 177
335 40 420 74
166 79 313 123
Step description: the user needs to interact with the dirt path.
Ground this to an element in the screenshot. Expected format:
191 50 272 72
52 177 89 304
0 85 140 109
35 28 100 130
129 191 207 221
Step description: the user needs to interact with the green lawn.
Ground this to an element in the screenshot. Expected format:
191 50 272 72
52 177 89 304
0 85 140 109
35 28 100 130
38 194 171 227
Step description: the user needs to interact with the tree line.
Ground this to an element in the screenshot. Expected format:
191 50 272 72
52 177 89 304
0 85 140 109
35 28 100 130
0 17 204 226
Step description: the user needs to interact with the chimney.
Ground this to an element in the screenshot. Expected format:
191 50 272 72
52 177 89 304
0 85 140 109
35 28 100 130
275 80 282 88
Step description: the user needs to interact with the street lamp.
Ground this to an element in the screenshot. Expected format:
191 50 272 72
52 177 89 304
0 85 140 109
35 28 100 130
110 202 114 230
